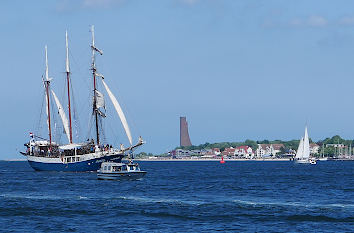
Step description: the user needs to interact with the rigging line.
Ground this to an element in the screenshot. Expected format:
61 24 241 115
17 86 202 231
109 84 140 141
99 117 106 144
69 78 82 142
105 114 121 147
36 90 46 136
86 113 94 141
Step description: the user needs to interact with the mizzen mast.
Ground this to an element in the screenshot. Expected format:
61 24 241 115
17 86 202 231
65 30 73 144
91 25 103 145
44 46 52 147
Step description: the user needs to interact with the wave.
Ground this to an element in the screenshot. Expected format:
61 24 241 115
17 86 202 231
117 195 206 206
286 214 354 222
2 193 353 212
0 193 205 206
232 199 354 209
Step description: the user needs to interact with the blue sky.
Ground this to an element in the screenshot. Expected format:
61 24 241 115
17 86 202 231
2 0 354 159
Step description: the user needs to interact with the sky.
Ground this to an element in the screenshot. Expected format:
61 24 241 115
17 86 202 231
2 0 354 159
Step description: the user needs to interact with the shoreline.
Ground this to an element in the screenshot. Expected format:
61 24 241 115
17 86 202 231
134 158 292 162
2 158 353 162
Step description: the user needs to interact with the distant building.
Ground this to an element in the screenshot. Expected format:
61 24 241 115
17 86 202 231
212 148 221 155
180 117 192 147
326 144 345 148
256 144 285 157
222 147 236 156
310 143 320 154
235 146 254 157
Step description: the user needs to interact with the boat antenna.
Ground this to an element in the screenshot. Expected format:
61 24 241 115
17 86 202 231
66 30 73 144
91 25 103 145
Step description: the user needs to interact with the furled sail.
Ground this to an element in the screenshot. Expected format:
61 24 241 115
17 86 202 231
303 127 310 159
95 90 105 109
101 79 133 145
51 90 71 143
295 137 304 159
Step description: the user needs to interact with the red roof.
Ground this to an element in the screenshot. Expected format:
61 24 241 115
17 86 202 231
272 144 285 150
236 145 250 151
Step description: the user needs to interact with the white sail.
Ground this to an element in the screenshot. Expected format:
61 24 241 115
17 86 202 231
295 137 304 159
101 79 133 145
95 90 105 109
303 126 310 159
51 90 71 143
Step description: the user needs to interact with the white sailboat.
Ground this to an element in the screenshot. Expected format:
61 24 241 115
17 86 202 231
21 26 144 171
295 127 316 164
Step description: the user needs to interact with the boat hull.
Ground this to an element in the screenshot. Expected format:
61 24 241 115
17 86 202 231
97 171 146 180
26 153 124 172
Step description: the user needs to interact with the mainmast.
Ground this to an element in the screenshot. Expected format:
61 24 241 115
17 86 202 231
44 46 52 147
91 25 103 145
65 30 73 144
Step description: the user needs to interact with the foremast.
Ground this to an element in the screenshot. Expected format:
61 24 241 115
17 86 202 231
91 25 103 145
44 46 52 148
65 30 73 144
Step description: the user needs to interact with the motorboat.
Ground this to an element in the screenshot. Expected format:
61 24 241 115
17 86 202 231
97 161 146 180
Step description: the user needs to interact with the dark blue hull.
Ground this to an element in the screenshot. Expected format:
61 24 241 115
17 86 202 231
28 154 124 172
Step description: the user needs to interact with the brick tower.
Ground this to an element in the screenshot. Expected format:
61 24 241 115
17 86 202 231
180 116 192 147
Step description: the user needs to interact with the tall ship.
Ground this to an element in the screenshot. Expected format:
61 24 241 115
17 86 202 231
21 26 144 171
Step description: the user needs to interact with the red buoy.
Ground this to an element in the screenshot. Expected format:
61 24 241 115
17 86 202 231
220 156 225 164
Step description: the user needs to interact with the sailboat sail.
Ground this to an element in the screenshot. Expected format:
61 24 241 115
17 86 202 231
101 79 133 145
295 137 304 159
51 90 71 143
303 127 310 159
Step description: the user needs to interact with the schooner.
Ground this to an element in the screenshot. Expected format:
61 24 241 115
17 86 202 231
21 26 144 171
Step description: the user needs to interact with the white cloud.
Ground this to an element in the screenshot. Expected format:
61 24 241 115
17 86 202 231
289 18 303 26
82 0 124 8
179 0 200 5
338 16 354 26
288 15 327 28
308 15 327 27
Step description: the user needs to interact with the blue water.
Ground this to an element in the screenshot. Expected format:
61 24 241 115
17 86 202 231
0 161 353 232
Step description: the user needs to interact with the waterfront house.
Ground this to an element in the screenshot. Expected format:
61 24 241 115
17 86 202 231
235 146 254 157
309 143 320 154
256 144 285 157
222 147 236 156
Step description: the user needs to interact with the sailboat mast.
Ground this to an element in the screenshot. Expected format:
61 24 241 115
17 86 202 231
91 25 100 145
65 30 73 144
45 46 52 147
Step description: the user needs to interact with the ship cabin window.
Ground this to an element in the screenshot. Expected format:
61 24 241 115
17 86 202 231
76 157 80 162
128 165 135 171
71 157 75 162
122 165 127 171
107 166 111 171
112 166 121 172
67 157 71 163
104 166 107 171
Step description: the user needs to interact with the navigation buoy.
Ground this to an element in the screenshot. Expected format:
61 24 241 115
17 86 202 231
220 156 225 164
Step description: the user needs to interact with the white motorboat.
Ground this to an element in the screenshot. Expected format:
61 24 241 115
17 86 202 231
97 161 146 180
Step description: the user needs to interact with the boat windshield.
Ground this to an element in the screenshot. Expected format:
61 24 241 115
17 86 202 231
112 166 122 172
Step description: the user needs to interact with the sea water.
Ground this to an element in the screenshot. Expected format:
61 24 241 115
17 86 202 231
0 161 353 232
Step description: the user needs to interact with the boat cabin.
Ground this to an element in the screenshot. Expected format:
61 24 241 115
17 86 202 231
99 162 141 173
25 140 59 157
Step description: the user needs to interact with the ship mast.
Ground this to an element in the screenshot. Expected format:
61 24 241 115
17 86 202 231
44 46 52 147
65 30 73 144
91 25 103 145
